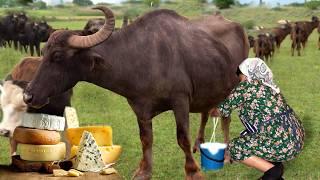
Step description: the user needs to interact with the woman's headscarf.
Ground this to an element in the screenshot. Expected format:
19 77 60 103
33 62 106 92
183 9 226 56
239 58 280 93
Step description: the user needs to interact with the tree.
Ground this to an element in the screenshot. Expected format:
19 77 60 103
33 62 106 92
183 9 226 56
214 0 235 9
16 0 33 5
73 0 93 6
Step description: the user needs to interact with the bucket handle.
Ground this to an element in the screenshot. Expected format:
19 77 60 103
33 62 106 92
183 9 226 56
200 148 224 163
209 117 219 143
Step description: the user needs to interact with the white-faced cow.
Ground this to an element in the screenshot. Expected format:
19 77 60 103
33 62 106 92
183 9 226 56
24 6 249 179
0 57 72 155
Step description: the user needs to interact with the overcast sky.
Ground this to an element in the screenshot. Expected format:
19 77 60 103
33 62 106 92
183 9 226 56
91 0 305 6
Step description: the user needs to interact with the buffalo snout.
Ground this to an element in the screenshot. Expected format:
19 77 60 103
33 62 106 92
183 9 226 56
23 91 33 104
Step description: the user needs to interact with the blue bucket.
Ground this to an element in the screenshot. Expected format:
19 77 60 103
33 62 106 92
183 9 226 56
200 142 227 171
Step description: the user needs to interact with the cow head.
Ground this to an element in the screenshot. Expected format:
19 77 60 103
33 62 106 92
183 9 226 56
35 21 52 41
0 81 27 137
312 16 319 23
83 18 105 35
16 12 28 31
23 6 115 108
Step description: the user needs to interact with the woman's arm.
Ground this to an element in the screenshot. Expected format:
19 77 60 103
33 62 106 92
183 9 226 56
218 82 248 117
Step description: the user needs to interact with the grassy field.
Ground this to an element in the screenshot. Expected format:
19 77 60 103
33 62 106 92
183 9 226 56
1 4 320 180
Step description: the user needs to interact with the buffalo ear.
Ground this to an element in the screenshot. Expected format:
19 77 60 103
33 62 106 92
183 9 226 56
88 52 111 71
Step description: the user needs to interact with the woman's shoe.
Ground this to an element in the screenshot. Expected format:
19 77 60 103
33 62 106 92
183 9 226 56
261 164 283 180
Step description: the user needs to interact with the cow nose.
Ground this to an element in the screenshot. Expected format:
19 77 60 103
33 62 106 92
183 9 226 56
23 92 33 104
0 129 10 137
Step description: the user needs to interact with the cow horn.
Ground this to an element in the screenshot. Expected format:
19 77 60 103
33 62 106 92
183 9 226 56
68 6 115 48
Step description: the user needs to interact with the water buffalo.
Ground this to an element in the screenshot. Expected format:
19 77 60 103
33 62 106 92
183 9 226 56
272 20 292 50
83 18 105 35
24 6 249 179
0 57 72 155
291 16 319 56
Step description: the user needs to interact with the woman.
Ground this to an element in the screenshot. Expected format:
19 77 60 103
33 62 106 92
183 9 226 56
211 58 304 180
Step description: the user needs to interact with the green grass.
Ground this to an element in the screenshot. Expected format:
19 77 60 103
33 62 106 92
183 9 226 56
1 5 320 180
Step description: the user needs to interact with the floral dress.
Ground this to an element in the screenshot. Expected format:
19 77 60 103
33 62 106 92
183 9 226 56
218 80 305 162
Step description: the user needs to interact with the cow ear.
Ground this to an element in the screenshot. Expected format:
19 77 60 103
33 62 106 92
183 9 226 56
88 52 111 71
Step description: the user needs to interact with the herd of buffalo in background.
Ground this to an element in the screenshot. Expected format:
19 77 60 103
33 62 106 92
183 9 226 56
0 12 132 56
0 11 319 60
249 15 320 60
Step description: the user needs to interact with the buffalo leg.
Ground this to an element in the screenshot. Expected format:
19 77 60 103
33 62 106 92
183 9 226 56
318 36 320 50
36 43 41 57
297 41 301 56
291 41 296 56
9 138 17 156
173 98 203 180
193 112 208 153
133 119 153 180
129 100 153 180
221 116 231 163
30 44 34 56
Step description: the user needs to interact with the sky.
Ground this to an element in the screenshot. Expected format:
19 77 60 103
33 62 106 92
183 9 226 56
91 0 306 6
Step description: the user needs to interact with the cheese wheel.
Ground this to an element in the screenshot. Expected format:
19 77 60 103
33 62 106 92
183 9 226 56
13 127 61 145
19 142 66 161
21 113 65 131
70 145 122 164
66 126 112 146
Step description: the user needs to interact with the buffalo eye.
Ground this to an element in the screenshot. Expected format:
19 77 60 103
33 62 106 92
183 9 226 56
52 51 65 62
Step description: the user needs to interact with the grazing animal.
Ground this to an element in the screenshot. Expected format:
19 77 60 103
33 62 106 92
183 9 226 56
254 33 275 61
248 35 255 48
23 7 249 179
0 57 72 155
272 20 292 50
83 18 105 35
0 14 18 48
291 16 319 56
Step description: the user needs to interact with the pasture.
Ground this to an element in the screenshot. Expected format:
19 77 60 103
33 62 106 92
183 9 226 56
1 4 320 179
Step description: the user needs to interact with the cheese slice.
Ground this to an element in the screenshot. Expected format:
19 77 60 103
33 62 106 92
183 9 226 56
13 127 61 145
64 107 79 129
70 145 122 164
19 142 66 161
73 131 105 172
66 126 112 146
22 113 65 131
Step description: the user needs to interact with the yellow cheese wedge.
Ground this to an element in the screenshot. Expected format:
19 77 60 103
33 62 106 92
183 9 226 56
70 145 122 164
66 126 113 146
64 107 79 129
18 142 66 161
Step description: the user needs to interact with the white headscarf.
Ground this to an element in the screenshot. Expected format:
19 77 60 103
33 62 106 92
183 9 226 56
239 58 280 93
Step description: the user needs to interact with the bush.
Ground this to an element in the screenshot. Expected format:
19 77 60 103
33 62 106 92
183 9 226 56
213 0 235 9
31 1 47 9
305 1 320 10
242 20 255 30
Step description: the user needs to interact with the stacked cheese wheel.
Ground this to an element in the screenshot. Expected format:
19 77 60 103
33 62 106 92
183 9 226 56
14 113 66 162
67 126 122 165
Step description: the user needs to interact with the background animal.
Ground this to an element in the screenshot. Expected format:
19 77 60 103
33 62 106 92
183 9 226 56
0 57 72 155
23 6 249 180
291 16 319 56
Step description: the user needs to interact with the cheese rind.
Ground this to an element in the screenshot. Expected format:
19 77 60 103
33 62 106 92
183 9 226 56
19 142 66 161
13 127 61 145
70 145 122 164
21 113 65 131
66 126 113 146
74 131 105 172
64 107 79 129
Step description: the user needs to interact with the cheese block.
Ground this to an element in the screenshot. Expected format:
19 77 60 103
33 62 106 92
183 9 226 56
19 142 66 161
13 127 61 145
21 113 65 131
64 107 79 129
67 126 112 146
70 145 122 164
73 131 105 172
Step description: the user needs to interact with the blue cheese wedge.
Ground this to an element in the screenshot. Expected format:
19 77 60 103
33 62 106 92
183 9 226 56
21 113 65 131
64 107 79 129
74 131 105 172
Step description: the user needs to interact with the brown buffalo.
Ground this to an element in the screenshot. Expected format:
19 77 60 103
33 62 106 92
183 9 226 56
254 33 275 61
24 6 249 179
291 16 319 56
272 20 292 50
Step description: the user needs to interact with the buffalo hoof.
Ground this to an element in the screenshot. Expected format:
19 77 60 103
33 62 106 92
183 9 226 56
186 171 204 180
224 153 232 164
132 168 152 180
192 138 203 153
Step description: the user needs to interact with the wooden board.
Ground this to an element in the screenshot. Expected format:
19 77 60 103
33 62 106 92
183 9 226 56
0 165 122 180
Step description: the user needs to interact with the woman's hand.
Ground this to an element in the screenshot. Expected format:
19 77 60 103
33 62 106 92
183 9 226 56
209 107 220 117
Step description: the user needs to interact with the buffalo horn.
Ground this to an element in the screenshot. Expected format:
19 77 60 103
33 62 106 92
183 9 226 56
68 6 115 48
